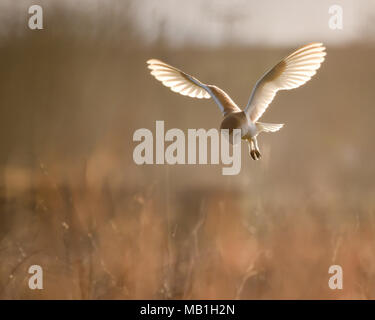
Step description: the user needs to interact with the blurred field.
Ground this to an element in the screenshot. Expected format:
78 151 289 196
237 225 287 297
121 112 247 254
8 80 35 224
0 3 375 299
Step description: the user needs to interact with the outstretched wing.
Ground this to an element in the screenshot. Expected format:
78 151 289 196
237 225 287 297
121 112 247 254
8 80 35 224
244 43 326 122
147 59 241 116
147 59 210 99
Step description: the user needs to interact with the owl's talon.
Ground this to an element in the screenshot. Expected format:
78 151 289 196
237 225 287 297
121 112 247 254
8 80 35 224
250 150 255 160
250 150 261 160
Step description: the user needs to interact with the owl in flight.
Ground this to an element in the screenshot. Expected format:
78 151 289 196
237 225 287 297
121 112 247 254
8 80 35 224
147 43 326 160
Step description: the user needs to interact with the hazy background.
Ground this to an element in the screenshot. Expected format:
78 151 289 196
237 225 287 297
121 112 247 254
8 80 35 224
0 0 375 299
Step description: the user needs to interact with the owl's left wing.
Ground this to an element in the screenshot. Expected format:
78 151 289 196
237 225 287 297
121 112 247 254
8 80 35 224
244 43 326 122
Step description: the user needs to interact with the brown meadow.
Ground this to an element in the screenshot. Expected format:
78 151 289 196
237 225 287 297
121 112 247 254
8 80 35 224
0 3 375 299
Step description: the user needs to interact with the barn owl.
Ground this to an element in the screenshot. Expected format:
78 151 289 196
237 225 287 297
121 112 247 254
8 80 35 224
147 43 326 160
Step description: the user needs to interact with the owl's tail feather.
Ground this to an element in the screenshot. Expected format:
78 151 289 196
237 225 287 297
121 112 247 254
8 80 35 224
256 122 284 134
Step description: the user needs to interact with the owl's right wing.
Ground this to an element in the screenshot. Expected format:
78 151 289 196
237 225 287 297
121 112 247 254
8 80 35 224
147 59 241 116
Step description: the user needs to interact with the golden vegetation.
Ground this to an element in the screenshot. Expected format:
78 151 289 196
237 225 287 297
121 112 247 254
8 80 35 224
0 7 375 299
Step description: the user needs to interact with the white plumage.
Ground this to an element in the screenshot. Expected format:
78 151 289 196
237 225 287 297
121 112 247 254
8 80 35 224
245 43 326 122
147 59 211 99
147 43 326 160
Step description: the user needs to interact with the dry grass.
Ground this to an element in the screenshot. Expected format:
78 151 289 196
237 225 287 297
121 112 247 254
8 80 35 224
0 5 375 299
